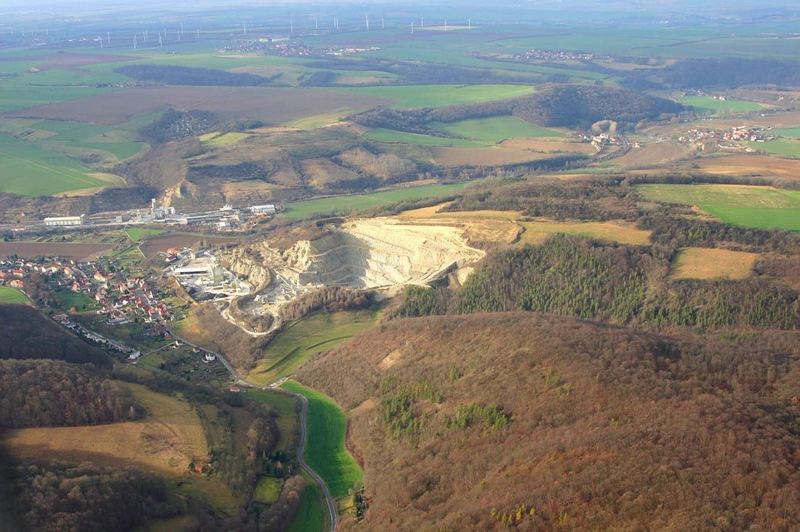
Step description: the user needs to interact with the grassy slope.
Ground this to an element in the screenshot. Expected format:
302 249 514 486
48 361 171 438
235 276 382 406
0 286 30 305
748 139 800 158
248 310 379 386
282 381 362 500
338 84 535 109
365 128 483 147
0 134 108 196
636 184 800 231
283 182 470 221
286 480 325 532
678 95 764 115
433 116 564 143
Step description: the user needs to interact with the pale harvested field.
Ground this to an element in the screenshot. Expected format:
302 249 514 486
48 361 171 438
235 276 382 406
433 147 556 167
3 383 208 476
0 241 112 260
671 247 759 280
690 154 800 179
398 204 524 244
612 142 695 169
500 138 596 154
519 219 652 246
8 86 389 125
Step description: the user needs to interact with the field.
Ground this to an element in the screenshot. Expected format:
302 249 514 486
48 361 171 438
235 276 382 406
282 182 471 220
433 116 564 143
671 247 759 280
0 134 114 196
282 380 363 500
199 131 251 148
365 128 482 147
125 227 165 242
339 84 535 108
253 476 283 504
432 146 560 167
286 480 325 532
248 310 380 386
2 383 209 475
691 154 800 179
519 219 653 246
748 139 800 158
9 86 390 126
0 286 29 305
54 289 98 312
242 389 299 453
636 184 800 231
678 95 765 115
0 241 113 260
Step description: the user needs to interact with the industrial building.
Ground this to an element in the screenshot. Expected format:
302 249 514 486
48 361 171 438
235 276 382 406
250 204 277 215
43 215 85 227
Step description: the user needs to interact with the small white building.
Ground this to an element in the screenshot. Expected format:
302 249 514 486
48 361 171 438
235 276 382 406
250 204 276 215
44 215 85 227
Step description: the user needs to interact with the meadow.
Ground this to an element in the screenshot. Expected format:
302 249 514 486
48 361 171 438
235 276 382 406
282 182 471 220
248 310 379 386
748 139 800 158
339 84 535 108
0 134 112 196
365 128 483 147
253 476 283 504
286 479 325 532
671 247 758 280
0 286 29 305
678 95 764 115
433 116 564 143
636 184 800 231
282 380 363 500
519 220 652 246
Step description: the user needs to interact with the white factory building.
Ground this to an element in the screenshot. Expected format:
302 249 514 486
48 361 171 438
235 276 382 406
250 204 277 215
44 215 85 227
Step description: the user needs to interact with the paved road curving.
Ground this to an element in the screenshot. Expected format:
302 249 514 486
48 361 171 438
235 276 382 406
167 328 338 531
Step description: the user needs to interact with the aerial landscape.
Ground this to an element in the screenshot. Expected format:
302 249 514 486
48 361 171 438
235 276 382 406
0 0 799 530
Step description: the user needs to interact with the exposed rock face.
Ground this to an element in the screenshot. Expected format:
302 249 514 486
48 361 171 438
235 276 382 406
282 219 484 289
221 249 272 291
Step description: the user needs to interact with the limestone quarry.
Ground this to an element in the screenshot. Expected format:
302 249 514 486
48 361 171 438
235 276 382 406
219 217 485 326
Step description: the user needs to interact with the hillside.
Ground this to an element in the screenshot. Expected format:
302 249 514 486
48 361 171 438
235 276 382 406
297 313 800 531
0 305 111 366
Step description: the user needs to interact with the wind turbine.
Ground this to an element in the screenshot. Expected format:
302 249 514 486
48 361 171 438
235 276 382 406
411 21 415 34
382 16 385 30
106 31 110 45
133 34 138 50
365 14 370 31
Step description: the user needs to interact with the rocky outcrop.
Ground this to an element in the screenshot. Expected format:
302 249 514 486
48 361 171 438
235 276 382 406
221 248 272 291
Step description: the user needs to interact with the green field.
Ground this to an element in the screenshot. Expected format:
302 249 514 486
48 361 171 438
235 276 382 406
54 290 98 312
286 480 325 532
242 388 299 453
636 184 800 231
339 84 534 109
0 134 111 196
433 116 564 143
248 310 379 386
283 182 470 221
282 381 363 500
678 95 764 115
125 228 165 242
365 128 483 147
748 139 800 158
0 286 29 305
772 127 800 139
254 476 284 504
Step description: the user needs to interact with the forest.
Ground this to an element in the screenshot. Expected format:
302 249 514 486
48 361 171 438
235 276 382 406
116 64 279 87
0 360 143 428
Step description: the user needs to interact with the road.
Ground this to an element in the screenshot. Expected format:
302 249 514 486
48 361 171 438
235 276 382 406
167 327 339 531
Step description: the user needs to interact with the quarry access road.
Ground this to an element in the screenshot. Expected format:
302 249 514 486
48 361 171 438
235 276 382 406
167 327 339 532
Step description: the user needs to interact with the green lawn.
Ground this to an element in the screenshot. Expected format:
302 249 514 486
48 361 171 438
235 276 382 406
54 290 98 312
748 139 800 158
253 477 284 504
365 128 483 147
0 134 109 196
678 95 764 115
282 380 362 500
282 182 470 221
286 480 325 532
0 286 29 305
125 227 165 242
32 120 144 161
248 310 379 386
433 116 564 143
339 84 535 109
636 184 800 231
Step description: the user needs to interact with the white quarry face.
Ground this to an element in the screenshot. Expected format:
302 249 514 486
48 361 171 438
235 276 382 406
287 219 484 289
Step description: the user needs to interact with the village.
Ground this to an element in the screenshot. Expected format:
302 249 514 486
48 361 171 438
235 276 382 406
678 125 775 151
